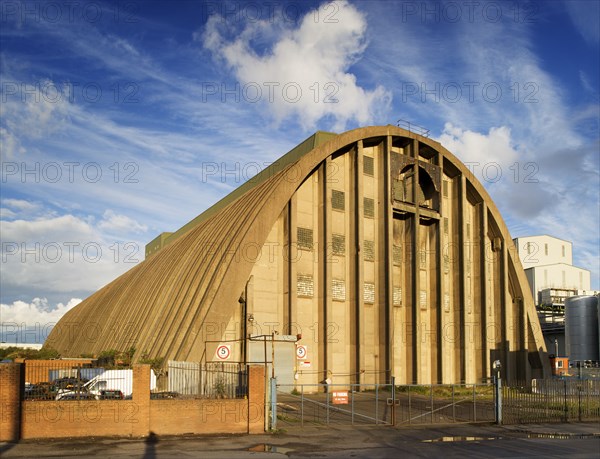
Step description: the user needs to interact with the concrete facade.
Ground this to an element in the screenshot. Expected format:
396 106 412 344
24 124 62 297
46 126 550 385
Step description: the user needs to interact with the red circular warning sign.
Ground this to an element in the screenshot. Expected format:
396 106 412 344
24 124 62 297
296 345 307 360
216 345 231 360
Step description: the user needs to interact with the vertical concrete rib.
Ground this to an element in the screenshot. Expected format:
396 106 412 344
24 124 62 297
382 136 393 383
411 138 420 383
436 156 444 383
353 141 364 384
480 202 489 380
458 174 467 383
318 160 331 383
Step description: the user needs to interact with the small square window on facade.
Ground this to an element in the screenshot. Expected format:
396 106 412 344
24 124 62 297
392 287 402 306
364 197 375 218
363 156 374 176
332 233 345 256
332 190 345 211
297 227 313 250
363 240 375 261
297 274 314 297
364 282 375 304
332 279 346 301
442 180 449 198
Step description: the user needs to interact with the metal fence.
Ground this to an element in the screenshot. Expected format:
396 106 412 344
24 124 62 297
503 379 600 423
394 384 495 425
275 383 395 427
21 361 133 401
166 361 248 399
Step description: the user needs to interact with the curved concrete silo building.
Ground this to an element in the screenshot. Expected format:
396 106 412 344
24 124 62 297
46 126 550 384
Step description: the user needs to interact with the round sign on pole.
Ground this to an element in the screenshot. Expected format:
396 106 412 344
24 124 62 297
216 344 231 360
296 345 307 360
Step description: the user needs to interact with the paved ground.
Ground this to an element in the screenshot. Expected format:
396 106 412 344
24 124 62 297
1 422 599 458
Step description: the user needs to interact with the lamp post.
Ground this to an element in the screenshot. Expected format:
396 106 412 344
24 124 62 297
493 359 502 424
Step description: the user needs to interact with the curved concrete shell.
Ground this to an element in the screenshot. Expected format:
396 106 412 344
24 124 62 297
46 126 550 384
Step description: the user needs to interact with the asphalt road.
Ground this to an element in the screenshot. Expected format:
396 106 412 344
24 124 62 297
1 423 599 458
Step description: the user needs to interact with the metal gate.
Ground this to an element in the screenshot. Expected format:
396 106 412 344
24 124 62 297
275 383 395 427
275 383 497 428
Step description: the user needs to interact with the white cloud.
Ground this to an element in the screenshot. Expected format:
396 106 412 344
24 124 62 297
0 214 142 294
200 0 391 130
2 199 39 212
0 297 81 325
98 209 148 234
0 127 26 159
0 298 81 344
438 123 520 172
0 208 16 219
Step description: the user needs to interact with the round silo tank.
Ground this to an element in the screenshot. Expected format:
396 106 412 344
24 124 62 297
565 295 599 363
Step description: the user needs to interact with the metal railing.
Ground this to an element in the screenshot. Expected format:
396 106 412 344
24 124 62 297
166 361 248 399
503 379 600 423
397 119 430 137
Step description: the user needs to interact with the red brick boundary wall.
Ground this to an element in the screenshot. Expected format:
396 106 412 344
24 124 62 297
1 364 265 441
1 363 23 442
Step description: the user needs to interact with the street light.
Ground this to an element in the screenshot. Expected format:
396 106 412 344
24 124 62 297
493 360 502 425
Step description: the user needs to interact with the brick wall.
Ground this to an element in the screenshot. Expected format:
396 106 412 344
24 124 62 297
0 363 22 441
21 400 143 439
3 364 266 441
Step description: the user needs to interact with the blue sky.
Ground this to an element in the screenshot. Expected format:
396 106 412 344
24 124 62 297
1 0 598 342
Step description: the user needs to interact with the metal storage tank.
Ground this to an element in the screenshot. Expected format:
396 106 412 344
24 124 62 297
565 295 599 363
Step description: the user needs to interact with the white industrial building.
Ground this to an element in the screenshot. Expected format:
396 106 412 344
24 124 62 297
513 235 592 302
513 235 595 361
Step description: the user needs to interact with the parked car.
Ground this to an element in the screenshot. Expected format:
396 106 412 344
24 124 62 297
150 391 180 399
99 389 124 400
25 382 58 400
53 377 89 390
56 391 96 401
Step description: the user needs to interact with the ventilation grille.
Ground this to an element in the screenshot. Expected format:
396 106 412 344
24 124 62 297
393 245 402 266
332 279 346 301
364 282 375 304
363 156 374 176
419 290 427 309
297 227 313 250
393 287 402 306
332 190 345 211
332 234 345 255
364 240 375 261
364 197 375 218
297 274 314 297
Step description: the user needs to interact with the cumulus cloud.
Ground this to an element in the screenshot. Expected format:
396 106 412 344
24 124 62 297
200 0 391 130
439 123 599 286
98 209 148 234
0 298 81 344
439 123 520 171
0 214 143 294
